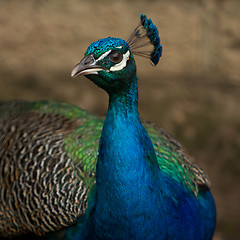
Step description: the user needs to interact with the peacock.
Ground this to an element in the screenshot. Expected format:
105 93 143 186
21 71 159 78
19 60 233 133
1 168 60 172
0 14 216 240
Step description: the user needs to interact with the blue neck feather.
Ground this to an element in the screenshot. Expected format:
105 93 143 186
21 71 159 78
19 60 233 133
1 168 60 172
85 74 165 239
82 73 216 240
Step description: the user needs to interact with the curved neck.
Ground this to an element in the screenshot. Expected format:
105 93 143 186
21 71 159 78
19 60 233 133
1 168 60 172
108 75 139 120
98 74 145 172
90 73 161 239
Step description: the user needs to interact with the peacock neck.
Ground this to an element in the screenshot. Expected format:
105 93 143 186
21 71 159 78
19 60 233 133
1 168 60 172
100 74 146 172
98 74 147 177
108 74 139 119
89 73 163 239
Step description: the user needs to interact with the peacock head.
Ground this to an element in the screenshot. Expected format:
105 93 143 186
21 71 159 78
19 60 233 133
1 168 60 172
71 14 162 94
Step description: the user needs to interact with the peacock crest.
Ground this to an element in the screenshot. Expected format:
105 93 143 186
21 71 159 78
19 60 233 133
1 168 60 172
127 14 163 65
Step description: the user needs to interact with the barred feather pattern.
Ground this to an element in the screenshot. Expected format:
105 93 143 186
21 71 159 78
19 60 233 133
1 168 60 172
145 123 210 197
0 112 87 237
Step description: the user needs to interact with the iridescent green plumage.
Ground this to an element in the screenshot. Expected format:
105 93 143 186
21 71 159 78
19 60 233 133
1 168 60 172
32 100 211 197
0 100 209 200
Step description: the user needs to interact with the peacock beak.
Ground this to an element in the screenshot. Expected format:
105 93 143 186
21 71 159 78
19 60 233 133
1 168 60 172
71 54 105 77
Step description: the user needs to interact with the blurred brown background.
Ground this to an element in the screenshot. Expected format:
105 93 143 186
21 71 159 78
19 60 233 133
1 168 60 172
0 0 239 239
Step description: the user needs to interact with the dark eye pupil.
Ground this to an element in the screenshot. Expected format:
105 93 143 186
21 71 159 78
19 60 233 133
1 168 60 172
109 51 123 63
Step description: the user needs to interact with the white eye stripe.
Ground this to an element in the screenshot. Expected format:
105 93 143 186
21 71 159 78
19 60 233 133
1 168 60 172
95 45 124 63
95 48 130 72
95 50 112 62
110 50 130 72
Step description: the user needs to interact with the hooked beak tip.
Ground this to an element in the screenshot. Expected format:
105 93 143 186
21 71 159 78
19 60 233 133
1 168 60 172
71 67 79 78
71 54 105 78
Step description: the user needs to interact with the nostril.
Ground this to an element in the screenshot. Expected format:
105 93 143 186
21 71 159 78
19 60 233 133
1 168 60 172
84 55 95 65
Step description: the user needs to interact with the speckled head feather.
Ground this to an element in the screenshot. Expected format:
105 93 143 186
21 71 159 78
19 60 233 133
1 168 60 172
127 14 162 65
85 38 128 59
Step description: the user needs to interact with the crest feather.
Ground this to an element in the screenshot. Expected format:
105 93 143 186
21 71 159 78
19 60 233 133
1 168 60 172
127 14 162 66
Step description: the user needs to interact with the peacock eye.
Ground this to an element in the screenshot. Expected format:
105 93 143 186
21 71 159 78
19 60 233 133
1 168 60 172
108 50 123 64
